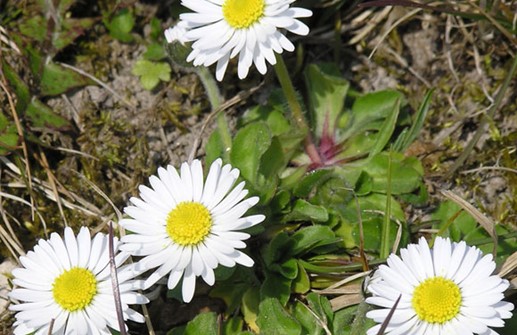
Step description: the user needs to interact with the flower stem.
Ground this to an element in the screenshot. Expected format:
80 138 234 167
196 67 222 109
273 53 307 132
193 67 232 160
273 54 322 166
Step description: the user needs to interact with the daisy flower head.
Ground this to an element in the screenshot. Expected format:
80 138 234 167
9 226 149 335
119 158 265 303
365 237 514 335
178 0 312 81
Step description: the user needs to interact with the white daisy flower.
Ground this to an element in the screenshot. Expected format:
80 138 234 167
9 226 149 335
178 0 312 81
164 21 189 45
119 158 265 303
365 237 514 335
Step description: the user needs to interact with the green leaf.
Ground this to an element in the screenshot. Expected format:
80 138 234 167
333 306 358 335
2 61 30 112
0 112 19 155
368 97 401 158
393 89 434 152
292 301 325 335
19 15 46 41
107 8 135 43
132 60 171 90
26 99 71 130
260 272 292 306
230 122 271 184
206 129 227 164
259 136 286 180
349 301 375 335
306 293 334 324
242 288 260 333
290 225 338 256
285 199 329 223
293 169 334 198
311 175 354 207
223 316 245 335
431 200 477 241
40 62 94 96
210 281 248 313
53 18 95 52
150 17 163 40
263 232 293 267
57 0 76 14
257 298 302 335
292 261 311 294
184 312 218 335
270 258 298 280
362 152 423 195
144 42 167 61
305 63 349 139
338 90 405 144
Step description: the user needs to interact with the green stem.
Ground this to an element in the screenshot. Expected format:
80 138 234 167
195 67 232 158
380 149 393 259
273 54 322 165
273 53 307 132
196 67 222 109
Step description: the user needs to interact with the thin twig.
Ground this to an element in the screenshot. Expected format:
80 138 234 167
461 165 517 175
187 83 263 162
47 319 55 335
109 221 127 335
376 294 401 335
73 171 123 221
367 8 421 59
297 299 332 335
58 62 136 109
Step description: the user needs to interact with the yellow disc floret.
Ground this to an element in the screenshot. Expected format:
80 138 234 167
166 201 212 246
223 0 265 29
412 276 462 323
52 267 97 311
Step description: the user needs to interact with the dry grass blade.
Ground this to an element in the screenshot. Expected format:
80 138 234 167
37 149 68 227
376 294 401 335
367 8 421 59
0 76 35 222
108 221 127 335
0 25 21 54
0 191 48 237
316 271 371 311
499 251 517 278
1 156 105 220
0 169 24 258
441 190 497 255
322 271 372 292
446 53 517 177
73 171 122 221
329 293 364 311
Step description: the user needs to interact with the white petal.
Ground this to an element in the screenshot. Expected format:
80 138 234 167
182 265 197 303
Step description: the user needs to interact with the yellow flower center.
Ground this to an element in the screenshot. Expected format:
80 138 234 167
52 267 97 312
166 201 212 246
223 0 265 29
412 276 462 324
